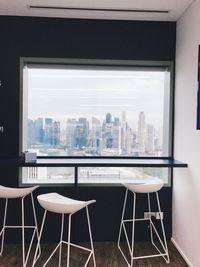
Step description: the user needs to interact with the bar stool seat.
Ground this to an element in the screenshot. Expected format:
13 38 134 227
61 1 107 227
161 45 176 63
118 177 170 267
0 185 40 267
38 193 95 214
33 193 96 267
0 185 38 199
124 177 163 193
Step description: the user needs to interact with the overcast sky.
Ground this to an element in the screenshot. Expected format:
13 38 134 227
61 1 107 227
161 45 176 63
26 66 168 129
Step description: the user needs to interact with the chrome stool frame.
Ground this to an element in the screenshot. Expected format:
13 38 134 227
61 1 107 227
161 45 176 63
118 179 170 266
32 193 96 267
0 185 40 267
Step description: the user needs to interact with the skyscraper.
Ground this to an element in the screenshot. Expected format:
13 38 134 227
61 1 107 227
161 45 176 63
28 119 34 147
106 113 112 124
138 112 146 153
76 118 89 149
34 118 43 144
66 118 77 148
145 124 154 153
112 125 121 154
52 121 60 146
91 117 101 149
44 118 53 145
121 111 127 152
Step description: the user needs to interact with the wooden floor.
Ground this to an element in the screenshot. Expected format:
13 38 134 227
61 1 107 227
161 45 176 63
0 242 188 267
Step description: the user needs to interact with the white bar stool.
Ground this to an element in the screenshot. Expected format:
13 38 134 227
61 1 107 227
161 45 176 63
0 185 40 267
118 178 170 266
32 193 96 267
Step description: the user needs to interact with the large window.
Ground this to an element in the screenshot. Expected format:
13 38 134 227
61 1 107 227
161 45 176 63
20 58 173 185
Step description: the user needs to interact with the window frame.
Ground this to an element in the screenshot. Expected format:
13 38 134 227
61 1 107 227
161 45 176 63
19 57 174 186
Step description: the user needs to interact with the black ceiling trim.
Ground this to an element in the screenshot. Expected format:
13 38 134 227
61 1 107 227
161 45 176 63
29 5 170 13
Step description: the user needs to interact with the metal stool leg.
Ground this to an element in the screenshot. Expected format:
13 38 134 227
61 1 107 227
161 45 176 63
22 197 25 267
118 188 133 267
32 210 47 267
118 188 128 249
59 214 64 267
148 193 154 245
43 218 63 267
86 206 96 267
67 214 72 267
31 193 41 259
0 198 8 256
156 192 170 263
130 192 136 267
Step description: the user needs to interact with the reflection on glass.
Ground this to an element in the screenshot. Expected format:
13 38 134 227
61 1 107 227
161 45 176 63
23 66 171 157
21 167 74 184
78 167 169 185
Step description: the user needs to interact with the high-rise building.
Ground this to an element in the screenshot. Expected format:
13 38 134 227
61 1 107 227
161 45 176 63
44 118 53 145
145 124 154 153
126 125 132 155
121 111 127 152
34 118 43 144
138 111 146 153
104 116 113 149
52 121 60 146
28 119 34 147
106 113 112 124
91 117 101 149
76 118 89 149
112 125 121 154
66 118 77 148
114 117 120 127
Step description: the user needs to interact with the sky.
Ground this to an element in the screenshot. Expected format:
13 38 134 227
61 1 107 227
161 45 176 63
26 65 169 129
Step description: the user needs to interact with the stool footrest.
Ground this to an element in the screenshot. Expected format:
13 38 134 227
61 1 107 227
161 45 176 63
43 240 93 267
61 240 94 253
123 218 151 223
133 253 168 260
3 226 37 229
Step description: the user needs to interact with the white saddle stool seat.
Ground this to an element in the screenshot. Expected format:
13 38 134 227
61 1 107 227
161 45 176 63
38 193 95 214
123 178 164 193
0 185 38 199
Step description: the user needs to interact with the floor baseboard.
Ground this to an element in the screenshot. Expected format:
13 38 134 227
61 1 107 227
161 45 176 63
171 238 194 267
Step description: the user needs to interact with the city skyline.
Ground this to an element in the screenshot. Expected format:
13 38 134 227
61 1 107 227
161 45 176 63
27 111 163 157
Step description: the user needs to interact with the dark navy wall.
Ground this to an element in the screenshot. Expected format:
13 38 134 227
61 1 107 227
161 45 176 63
0 16 176 242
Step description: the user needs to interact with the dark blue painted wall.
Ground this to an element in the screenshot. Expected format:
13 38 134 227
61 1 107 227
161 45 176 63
0 16 176 242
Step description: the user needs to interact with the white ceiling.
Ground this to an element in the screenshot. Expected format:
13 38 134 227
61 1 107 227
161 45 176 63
0 0 195 21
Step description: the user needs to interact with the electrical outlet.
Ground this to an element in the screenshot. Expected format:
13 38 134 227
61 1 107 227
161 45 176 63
144 212 156 219
155 212 163 220
144 212 163 220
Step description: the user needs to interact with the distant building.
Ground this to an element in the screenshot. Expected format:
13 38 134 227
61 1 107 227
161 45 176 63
34 118 43 144
52 121 60 146
44 118 53 145
112 125 121 154
76 118 89 149
91 117 101 149
106 113 112 124
66 118 77 148
28 119 34 147
138 112 146 153
114 117 120 127
145 124 154 153
121 111 127 152
126 125 132 155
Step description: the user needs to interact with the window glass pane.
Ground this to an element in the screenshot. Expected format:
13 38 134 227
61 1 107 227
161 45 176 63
21 167 74 184
78 167 169 185
23 65 171 157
